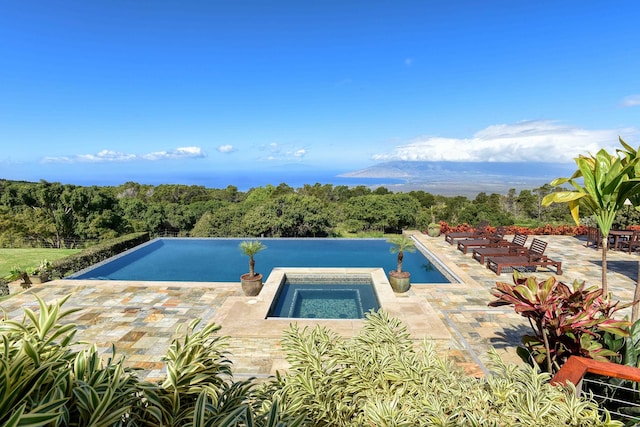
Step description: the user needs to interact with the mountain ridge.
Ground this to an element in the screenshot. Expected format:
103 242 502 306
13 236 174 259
339 161 576 196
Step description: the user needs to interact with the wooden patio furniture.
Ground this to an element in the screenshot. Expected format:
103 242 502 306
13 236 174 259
444 220 490 245
609 229 634 250
486 238 562 275
471 233 529 264
618 230 640 254
457 226 507 254
586 226 618 249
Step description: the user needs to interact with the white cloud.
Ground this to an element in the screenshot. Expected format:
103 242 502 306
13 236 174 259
372 120 637 163
217 144 235 153
43 146 206 163
259 142 307 161
141 146 205 160
404 57 413 66
621 95 640 108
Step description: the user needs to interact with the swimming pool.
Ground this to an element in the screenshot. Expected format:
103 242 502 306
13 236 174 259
69 238 451 283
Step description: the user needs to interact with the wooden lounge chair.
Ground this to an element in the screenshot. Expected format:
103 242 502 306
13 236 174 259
618 230 640 254
444 220 490 245
486 238 562 275
457 226 507 254
471 233 529 264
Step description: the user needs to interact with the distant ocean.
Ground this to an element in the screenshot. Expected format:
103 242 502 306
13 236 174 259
165 162 574 196
26 160 575 197
172 170 406 191
54 170 405 192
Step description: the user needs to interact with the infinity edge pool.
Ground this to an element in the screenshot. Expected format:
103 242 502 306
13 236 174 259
67 237 460 284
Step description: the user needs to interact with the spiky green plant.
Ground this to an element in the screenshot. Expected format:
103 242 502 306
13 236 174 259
0 293 624 426
0 294 77 426
0 295 159 426
266 310 621 426
239 240 267 277
387 235 415 274
0 294 303 426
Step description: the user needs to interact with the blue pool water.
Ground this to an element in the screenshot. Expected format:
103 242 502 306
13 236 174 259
69 238 450 283
268 283 380 319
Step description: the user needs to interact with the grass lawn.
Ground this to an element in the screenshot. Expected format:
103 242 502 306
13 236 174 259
0 248 81 278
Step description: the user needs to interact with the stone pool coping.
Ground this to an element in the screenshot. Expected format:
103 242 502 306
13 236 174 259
1 264 450 380
213 266 451 376
213 267 450 342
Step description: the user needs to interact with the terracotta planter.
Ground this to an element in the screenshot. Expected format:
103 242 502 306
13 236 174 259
389 271 411 293
427 223 441 237
240 273 263 296
28 273 50 285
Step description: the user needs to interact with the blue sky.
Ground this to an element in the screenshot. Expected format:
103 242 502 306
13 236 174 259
1 1 639 189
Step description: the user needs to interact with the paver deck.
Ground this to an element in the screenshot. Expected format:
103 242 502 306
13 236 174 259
2 233 638 381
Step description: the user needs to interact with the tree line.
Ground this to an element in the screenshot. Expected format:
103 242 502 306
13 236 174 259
0 179 579 248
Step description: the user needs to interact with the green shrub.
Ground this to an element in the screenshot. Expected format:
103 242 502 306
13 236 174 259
0 294 622 426
0 294 300 426
265 310 621 426
0 294 158 426
592 319 640 422
489 272 631 373
49 232 150 278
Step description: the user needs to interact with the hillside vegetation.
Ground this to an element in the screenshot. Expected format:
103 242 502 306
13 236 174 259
0 295 619 426
0 179 602 248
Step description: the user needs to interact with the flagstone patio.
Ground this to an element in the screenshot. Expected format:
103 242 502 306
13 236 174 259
2 232 638 381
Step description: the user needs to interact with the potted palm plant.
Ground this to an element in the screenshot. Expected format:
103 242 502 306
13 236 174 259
239 240 266 296
7 266 32 289
427 207 441 237
387 235 416 293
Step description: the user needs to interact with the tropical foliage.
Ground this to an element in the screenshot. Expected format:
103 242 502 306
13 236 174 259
438 222 590 236
594 319 640 421
542 138 640 294
265 310 620 426
489 272 631 373
387 235 415 274
1 294 623 426
239 240 266 277
0 294 301 427
0 179 573 248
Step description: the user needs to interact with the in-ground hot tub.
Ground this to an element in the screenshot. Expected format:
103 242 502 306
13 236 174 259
267 273 380 319
215 267 452 360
